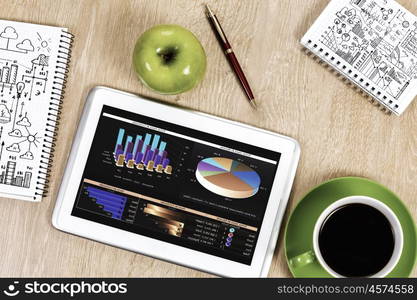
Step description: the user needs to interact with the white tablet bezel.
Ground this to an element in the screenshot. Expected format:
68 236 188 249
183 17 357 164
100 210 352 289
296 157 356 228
52 86 300 277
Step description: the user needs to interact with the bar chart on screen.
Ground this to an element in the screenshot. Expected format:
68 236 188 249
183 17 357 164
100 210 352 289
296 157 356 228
78 183 140 223
85 185 128 220
113 128 173 175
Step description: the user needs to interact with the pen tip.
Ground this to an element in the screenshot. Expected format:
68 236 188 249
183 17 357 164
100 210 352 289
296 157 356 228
250 99 258 110
205 4 214 16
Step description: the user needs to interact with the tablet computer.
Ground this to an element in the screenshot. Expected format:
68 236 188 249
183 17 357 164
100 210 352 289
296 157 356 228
52 86 300 277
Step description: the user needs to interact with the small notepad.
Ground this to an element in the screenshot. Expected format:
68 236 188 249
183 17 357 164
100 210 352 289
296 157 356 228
0 20 73 201
301 0 417 115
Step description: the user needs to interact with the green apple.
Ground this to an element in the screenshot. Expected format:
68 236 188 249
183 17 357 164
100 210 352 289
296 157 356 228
133 24 207 95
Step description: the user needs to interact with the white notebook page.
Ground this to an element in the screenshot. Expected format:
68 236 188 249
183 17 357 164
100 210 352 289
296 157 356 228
0 20 68 201
301 0 417 115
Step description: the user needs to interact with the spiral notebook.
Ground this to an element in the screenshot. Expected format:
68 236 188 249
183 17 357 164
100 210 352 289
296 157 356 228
0 19 72 201
301 0 417 115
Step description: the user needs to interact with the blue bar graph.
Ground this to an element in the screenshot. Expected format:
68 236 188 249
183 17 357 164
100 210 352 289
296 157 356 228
142 134 152 153
159 141 166 152
86 186 127 220
123 136 133 155
115 129 125 153
132 135 142 157
151 134 160 150
113 128 172 173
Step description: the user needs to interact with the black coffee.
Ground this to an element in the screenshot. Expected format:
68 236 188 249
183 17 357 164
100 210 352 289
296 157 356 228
318 203 395 277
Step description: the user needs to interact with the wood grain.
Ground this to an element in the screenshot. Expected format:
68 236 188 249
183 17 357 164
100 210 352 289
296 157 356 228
0 0 415 277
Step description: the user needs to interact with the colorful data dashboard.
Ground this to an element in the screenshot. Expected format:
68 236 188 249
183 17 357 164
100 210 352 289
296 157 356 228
71 106 281 265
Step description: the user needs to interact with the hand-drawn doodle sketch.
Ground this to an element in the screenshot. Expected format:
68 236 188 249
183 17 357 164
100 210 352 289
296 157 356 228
16 39 34 52
6 112 39 161
0 104 11 123
36 32 52 53
0 20 70 201
319 0 417 100
302 0 417 114
0 22 55 192
0 26 36 54
0 27 18 50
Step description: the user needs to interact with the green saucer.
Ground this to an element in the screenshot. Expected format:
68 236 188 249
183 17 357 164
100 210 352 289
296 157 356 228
285 177 417 277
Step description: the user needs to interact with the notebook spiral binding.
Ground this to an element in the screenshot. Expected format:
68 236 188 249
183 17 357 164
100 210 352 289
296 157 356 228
304 39 394 115
35 30 74 200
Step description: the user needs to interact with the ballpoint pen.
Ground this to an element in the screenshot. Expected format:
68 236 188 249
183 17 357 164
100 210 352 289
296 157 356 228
205 4 258 109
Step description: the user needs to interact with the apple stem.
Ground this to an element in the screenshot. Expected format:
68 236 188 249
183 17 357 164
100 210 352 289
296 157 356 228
157 47 178 65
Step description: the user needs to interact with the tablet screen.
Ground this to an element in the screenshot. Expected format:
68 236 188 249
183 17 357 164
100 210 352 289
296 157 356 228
71 105 281 265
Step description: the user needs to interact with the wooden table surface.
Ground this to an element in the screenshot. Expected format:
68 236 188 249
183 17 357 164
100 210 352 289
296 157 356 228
0 0 416 277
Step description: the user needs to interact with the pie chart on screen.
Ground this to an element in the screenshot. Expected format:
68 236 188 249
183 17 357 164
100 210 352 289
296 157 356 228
195 157 261 199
